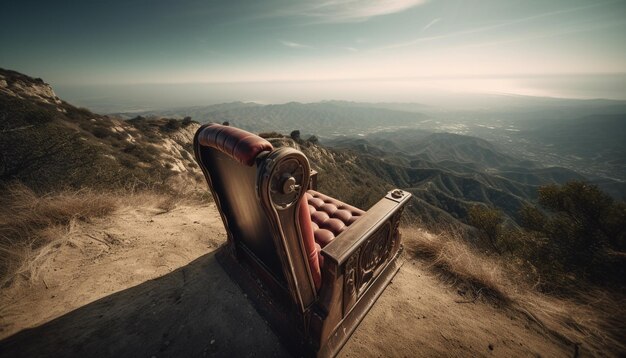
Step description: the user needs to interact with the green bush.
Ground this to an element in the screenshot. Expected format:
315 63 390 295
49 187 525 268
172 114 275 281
466 181 625 291
468 205 504 253
258 131 285 139
91 126 110 139
164 118 181 131
290 130 302 143
519 181 625 289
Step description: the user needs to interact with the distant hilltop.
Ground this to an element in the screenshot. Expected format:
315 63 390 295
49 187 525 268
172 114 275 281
0 68 203 193
0 68 62 107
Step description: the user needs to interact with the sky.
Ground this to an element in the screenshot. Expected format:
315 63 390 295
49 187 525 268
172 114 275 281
2 0 626 109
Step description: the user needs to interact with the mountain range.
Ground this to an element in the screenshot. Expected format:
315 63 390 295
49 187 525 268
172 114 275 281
115 95 626 184
2 68 624 232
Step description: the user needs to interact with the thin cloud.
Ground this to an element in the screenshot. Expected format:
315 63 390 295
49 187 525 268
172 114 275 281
280 40 313 49
455 20 626 50
282 0 428 23
421 18 441 32
376 2 612 51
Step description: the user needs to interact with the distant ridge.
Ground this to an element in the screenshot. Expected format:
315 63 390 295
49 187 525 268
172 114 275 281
114 101 429 138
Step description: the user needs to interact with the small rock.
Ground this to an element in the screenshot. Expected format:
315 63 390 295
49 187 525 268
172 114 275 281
210 339 215 345
488 343 494 351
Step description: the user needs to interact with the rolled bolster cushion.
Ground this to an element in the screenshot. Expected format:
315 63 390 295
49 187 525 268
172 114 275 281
315 243 324 270
298 196 322 290
196 123 273 166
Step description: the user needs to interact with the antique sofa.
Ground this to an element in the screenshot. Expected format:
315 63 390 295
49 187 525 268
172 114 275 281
193 123 411 357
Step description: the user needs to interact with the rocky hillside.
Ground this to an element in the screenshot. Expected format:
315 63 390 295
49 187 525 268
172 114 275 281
0 68 615 236
0 68 587 235
267 133 585 232
0 69 63 106
0 68 203 193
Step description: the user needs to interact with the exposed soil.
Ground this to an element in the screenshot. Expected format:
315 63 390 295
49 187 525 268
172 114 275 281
0 203 575 357
342 262 570 357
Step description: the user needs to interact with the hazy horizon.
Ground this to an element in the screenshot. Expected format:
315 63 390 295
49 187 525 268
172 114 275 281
52 72 625 113
3 0 626 111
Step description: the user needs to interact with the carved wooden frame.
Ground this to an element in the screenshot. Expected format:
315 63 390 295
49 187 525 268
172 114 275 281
256 147 317 311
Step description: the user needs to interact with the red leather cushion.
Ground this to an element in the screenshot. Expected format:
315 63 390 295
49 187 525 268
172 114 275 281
196 124 273 166
306 190 365 248
298 195 321 290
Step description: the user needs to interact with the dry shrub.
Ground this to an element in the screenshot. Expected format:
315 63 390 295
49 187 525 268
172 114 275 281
0 183 118 286
126 181 210 214
404 226 516 303
404 226 626 356
161 175 213 205
10 219 85 288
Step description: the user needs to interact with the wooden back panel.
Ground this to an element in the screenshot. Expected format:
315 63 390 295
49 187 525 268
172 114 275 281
194 132 285 281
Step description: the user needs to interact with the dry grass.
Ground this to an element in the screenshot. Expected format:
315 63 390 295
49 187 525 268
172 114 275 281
404 226 515 303
0 183 119 287
404 226 626 356
0 183 200 288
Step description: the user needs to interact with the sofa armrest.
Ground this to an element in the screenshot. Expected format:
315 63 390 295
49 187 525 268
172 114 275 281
321 189 411 266
313 189 411 341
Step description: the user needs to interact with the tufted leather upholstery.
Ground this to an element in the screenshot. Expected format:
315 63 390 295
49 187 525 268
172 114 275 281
196 123 273 166
298 191 363 289
305 190 365 248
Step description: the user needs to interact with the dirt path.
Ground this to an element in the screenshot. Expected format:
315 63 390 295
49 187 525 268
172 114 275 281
0 203 572 357
343 261 570 357
0 203 225 339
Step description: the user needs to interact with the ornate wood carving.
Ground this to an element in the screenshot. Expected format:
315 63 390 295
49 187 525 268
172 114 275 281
257 148 316 311
391 207 404 235
267 157 306 210
357 223 392 294
342 214 401 314
342 247 360 313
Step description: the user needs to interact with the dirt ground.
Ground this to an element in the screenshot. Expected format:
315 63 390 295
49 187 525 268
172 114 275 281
0 203 575 357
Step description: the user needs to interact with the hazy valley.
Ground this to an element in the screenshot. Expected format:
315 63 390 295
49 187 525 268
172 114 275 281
115 95 626 229
117 96 626 185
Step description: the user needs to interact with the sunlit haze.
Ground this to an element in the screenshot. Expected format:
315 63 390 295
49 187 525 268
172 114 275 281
2 0 625 110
